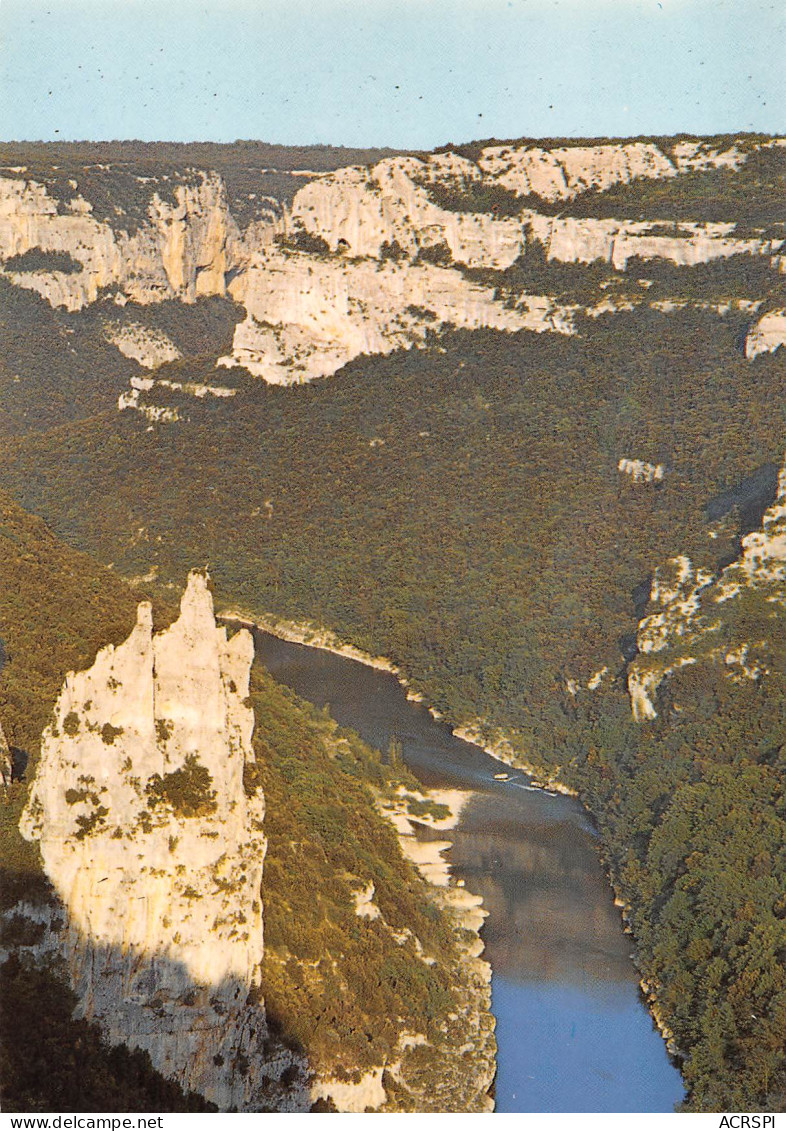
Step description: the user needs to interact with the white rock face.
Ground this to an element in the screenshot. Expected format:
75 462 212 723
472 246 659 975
587 666 608 691
618 457 665 484
1 138 782 386
525 211 774 270
731 462 786 587
0 719 12 787
478 141 676 199
312 1068 386 1114
670 140 746 173
221 248 559 384
19 572 281 1110
627 460 786 719
0 173 248 311
104 322 183 368
291 155 524 269
352 881 382 920
745 309 786 360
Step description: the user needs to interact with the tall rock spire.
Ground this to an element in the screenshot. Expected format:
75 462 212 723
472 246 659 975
20 571 280 1109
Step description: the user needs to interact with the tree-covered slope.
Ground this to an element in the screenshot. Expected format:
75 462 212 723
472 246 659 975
3 308 783 736
1 133 785 1111
3 301 785 1107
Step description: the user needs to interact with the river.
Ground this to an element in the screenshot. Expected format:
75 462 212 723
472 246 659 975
250 628 685 1114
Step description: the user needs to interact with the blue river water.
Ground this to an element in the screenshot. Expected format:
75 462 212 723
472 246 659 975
248 628 685 1113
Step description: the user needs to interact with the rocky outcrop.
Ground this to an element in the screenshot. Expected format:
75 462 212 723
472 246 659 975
0 173 255 311
220 247 567 384
1 137 782 386
477 141 677 199
15 574 497 1111
477 138 743 197
291 155 524 269
290 150 777 274
118 372 237 422
670 139 746 173
618 457 665 484
627 460 786 719
18 571 291 1110
525 211 775 270
745 309 786 360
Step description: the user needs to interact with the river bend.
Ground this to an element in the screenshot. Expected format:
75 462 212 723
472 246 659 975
251 629 684 1114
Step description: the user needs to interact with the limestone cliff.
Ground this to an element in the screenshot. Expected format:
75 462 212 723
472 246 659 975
290 154 524 269
0 173 258 311
220 246 564 384
0 137 781 388
18 571 293 1110
627 459 786 720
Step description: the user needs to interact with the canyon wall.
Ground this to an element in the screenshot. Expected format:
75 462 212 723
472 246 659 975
0 719 11 786
1 137 782 386
291 147 774 271
221 249 563 384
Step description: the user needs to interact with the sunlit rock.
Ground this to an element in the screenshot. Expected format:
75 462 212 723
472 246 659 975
745 309 786 360
19 572 285 1110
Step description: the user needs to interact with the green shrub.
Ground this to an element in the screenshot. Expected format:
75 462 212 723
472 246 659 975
4 249 83 275
62 712 80 737
146 754 217 818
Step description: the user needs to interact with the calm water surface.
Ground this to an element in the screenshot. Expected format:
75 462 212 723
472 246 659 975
251 630 684 1113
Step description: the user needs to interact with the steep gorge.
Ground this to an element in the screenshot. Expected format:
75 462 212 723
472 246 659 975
1 136 783 391
2 133 786 1111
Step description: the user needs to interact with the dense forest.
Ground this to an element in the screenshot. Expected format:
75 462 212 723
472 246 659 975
1 139 785 1110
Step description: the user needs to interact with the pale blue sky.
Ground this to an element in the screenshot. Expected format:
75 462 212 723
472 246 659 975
0 0 783 147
